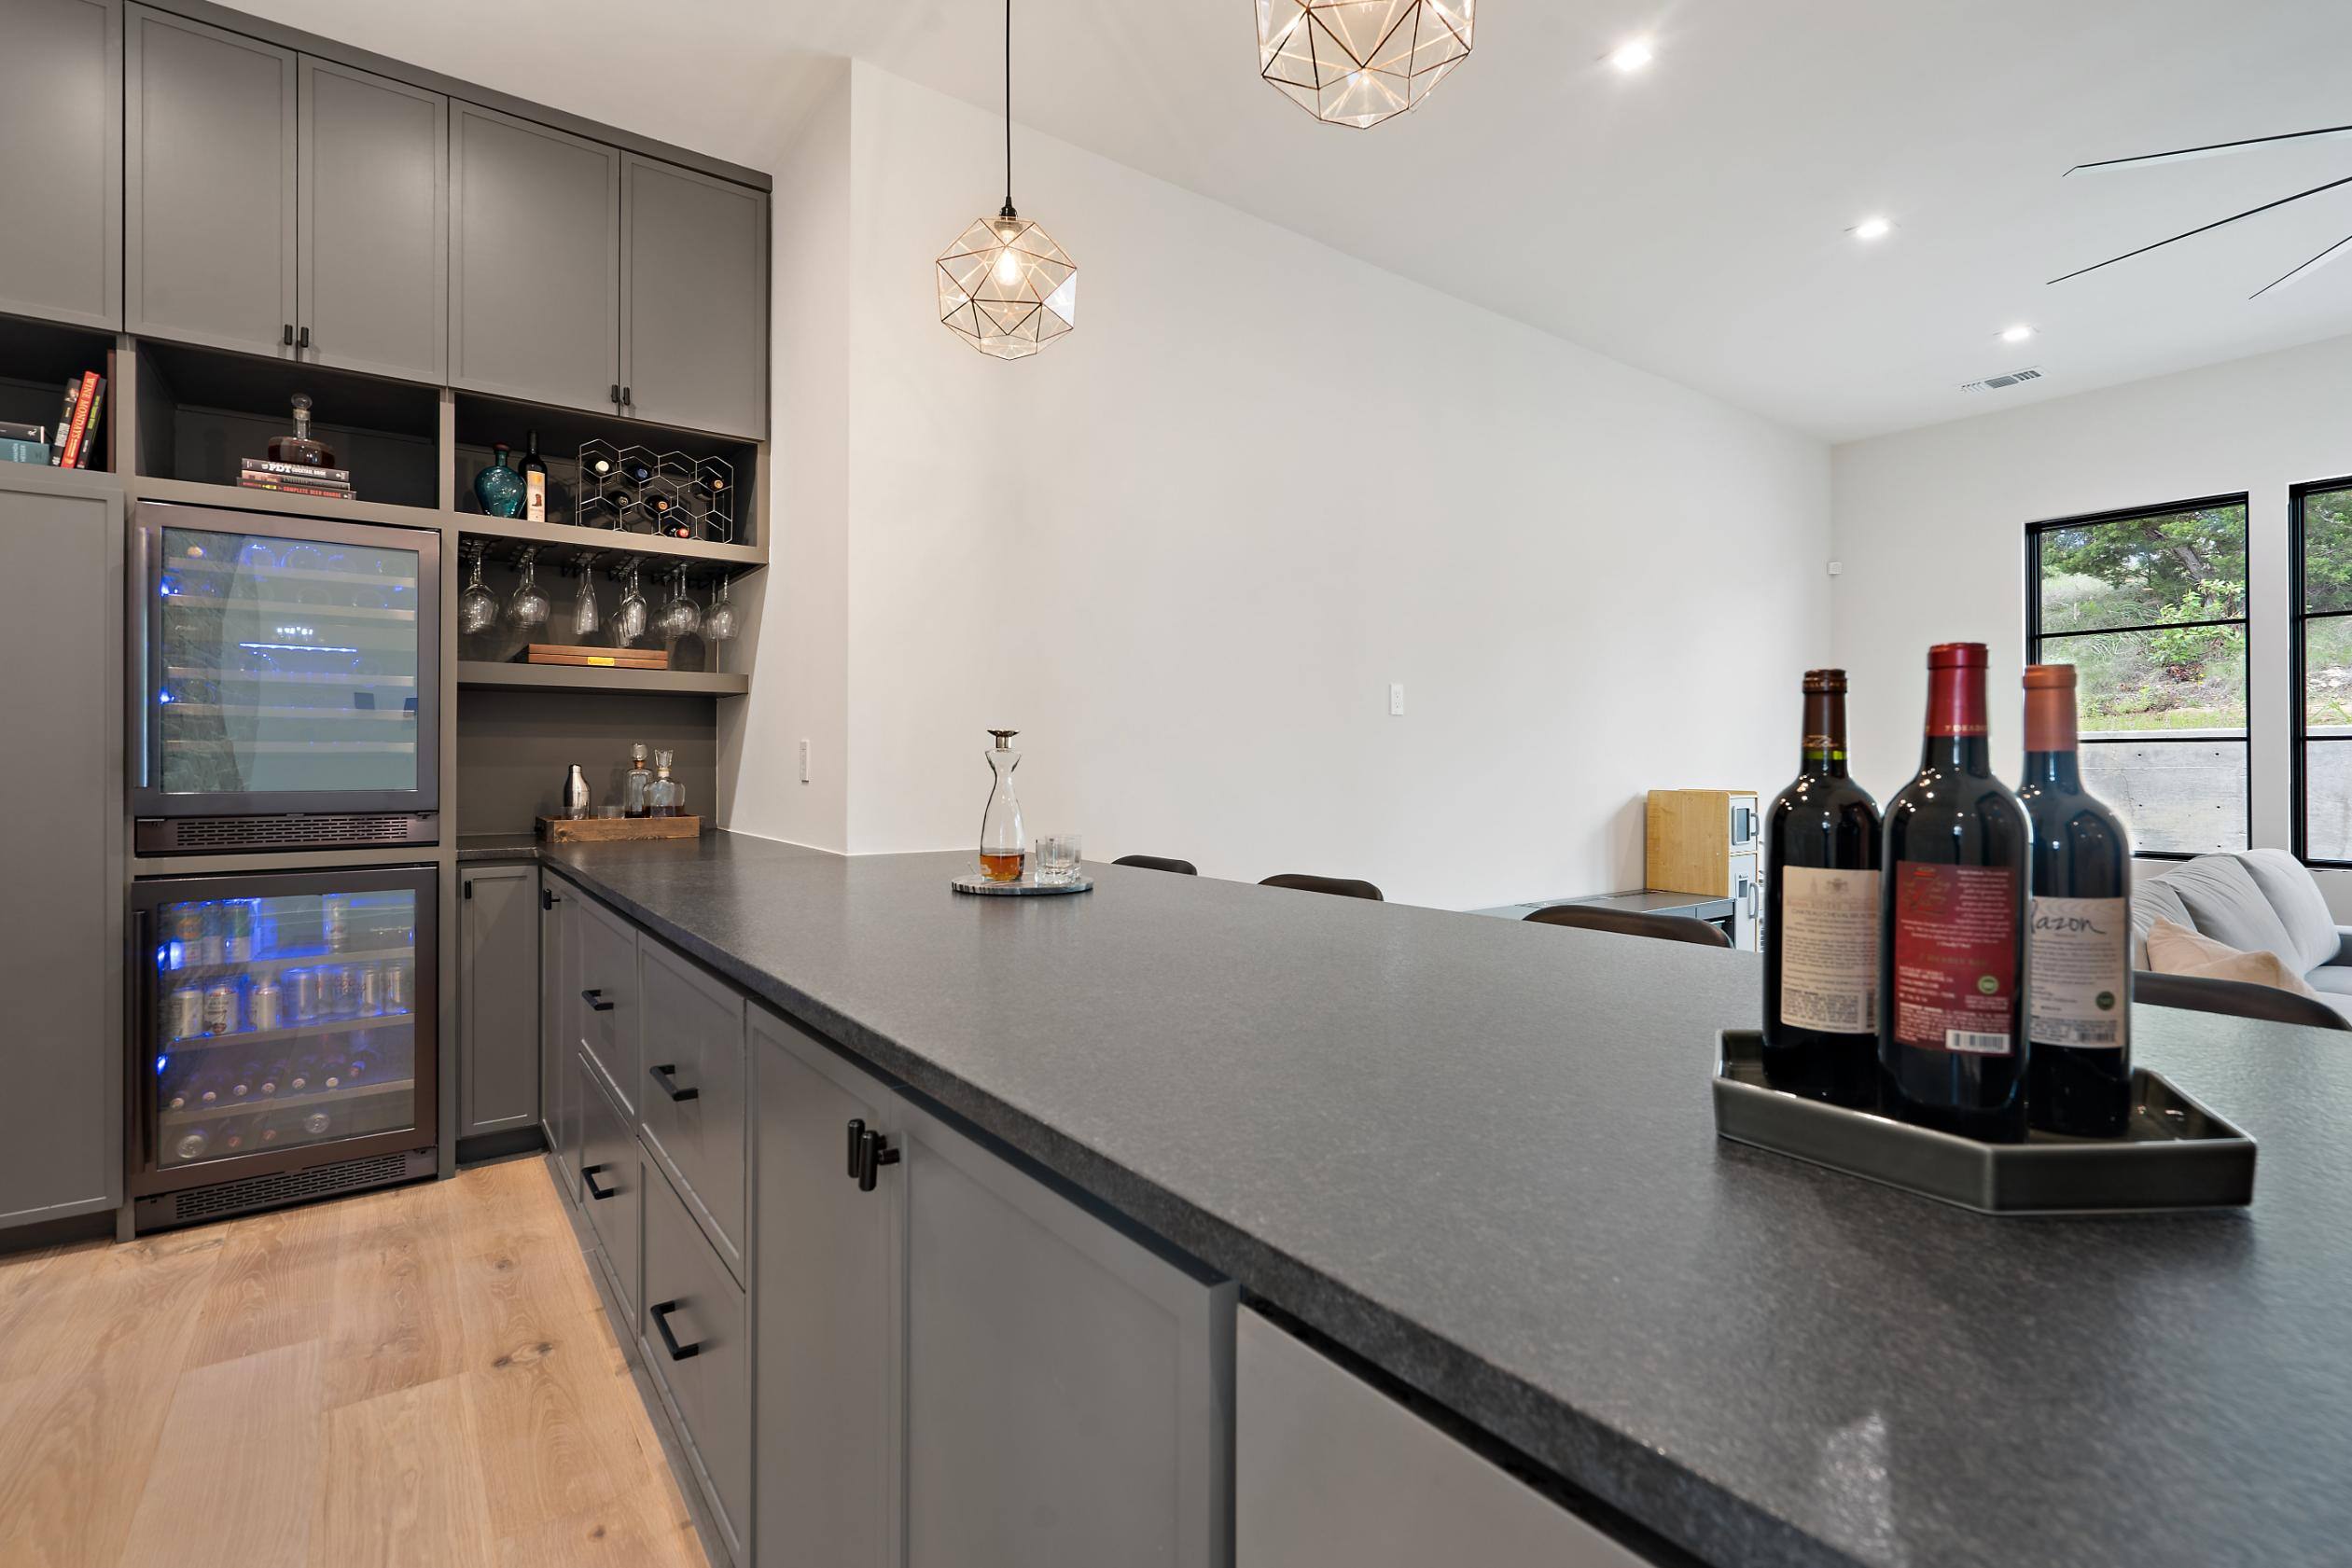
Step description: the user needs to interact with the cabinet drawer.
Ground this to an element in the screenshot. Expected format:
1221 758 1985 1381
576 1050 640 1330
574 894 639 1112
639 936 748 1282
645 1159 751 1563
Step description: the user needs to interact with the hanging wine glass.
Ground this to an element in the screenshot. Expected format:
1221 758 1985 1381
457 545 499 636
614 565 648 647
658 567 703 641
703 573 739 644
508 548 550 629
569 563 602 641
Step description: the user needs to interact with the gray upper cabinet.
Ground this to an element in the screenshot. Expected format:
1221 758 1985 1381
621 156 768 439
125 5 297 357
0 473 122 1229
0 0 120 329
298 58 447 383
450 101 620 413
459 862 540 1139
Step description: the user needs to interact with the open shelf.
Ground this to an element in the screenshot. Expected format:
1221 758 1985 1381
451 391 759 547
0 311 115 472
459 510 765 575
458 659 746 696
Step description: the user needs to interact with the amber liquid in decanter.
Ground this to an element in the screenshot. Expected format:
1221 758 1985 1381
978 851 1025 881
267 394 336 468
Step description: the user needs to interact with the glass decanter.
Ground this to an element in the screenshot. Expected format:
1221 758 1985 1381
268 393 335 468
622 742 654 818
978 728 1024 881
457 548 498 636
648 749 685 817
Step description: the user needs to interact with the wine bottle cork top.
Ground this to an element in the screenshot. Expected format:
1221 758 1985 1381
1928 642 1988 668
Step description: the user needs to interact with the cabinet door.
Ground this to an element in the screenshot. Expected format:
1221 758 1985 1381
299 58 447 383
450 101 620 413
577 1049 641 1329
620 156 768 438
898 1097 1235 1568
459 863 539 1137
573 892 639 1111
0 0 120 329
1 475 121 1228
639 937 749 1280
125 5 296 356
539 875 570 1159
644 1159 752 1563
753 1006 898 1568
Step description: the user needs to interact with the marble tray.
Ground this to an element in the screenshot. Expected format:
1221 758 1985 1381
952 872 1093 896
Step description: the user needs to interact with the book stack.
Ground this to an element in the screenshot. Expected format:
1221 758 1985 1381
0 419 47 466
239 458 357 500
46 370 105 469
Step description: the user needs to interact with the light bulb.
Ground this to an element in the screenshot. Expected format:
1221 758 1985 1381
2000 324 2036 344
1852 216 1893 241
995 249 1022 287
1607 38 1654 73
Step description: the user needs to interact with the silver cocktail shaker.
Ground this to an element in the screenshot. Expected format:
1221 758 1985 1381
562 763 591 819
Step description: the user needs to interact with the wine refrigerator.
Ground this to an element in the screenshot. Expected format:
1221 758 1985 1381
132 502 440 854
130 867 438 1229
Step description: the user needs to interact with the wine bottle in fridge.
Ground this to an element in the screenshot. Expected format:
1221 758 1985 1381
1761 670 1883 1104
1879 643 2032 1142
2019 664 2134 1136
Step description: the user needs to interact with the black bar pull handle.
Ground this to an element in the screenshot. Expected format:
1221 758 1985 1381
620 385 632 407
650 1299 701 1361
134 909 158 1167
610 382 621 406
649 1062 698 1103
298 326 310 350
541 885 559 910
283 323 294 346
581 988 616 1012
582 1163 616 1200
846 1117 867 1179
858 1128 901 1192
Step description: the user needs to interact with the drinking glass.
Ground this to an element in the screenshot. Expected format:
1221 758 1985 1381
703 574 739 643
657 569 702 640
457 548 499 636
1035 833 1083 885
508 549 550 630
614 568 648 647
570 570 602 641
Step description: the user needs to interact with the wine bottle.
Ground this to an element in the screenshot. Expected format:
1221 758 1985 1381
521 429 549 523
1761 670 1883 1105
2019 664 2134 1136
1879 643 2032 1142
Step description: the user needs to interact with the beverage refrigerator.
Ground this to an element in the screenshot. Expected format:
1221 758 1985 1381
132 502 439 854
129 867 438 1228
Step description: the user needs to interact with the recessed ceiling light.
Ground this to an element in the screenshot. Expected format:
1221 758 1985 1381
2000 324 2037 344
1851 216 1893 241
1607 38 1655 73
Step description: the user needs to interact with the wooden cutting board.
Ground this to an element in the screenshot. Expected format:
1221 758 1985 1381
537 814 701 842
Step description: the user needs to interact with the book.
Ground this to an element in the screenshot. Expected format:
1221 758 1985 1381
0 421 43 444
239 467 350 493
241 457 353 484
236 475 357 500
49 381 77 465
0 438 52 465
57 371 97 470
72 375 104 470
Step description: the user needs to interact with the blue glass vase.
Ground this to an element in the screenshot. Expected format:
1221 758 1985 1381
473 444 523 519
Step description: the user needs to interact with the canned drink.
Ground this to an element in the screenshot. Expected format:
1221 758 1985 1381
197 905 226 966
202 982 238 1035
249 980 283 1032
355 962 383 1017
327 964 359 1019
170 907 204 966
222 901 253 964
168 986 205 1040
321 896 348 953
383 957 412 1014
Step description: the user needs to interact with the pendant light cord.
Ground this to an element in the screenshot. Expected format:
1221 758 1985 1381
1001 0 1015 218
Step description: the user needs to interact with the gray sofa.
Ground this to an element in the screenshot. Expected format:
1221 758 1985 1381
2131 849 2352 1019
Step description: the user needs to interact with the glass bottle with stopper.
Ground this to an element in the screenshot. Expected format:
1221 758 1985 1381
648 750 686 817
268 394 335 468
979 729 1025 881
622 742 654 818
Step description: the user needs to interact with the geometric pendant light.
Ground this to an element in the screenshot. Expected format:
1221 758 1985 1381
1256 0 1476 130
936 0 1078 358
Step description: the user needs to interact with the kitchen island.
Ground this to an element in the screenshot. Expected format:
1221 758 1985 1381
509 829 2352 1568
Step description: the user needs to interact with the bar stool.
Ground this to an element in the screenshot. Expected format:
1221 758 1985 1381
1113 854 1199 875
2135 970 2351 1032
1260 873 1384 902
1523 904 1730 949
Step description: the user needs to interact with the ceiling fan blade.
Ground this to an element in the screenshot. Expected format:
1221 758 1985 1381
2067 123 2352 176
2047 173 2352 285
2251 229 2352 298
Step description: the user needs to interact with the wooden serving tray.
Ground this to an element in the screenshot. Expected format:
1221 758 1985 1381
516 643 669 670
537 814 701 842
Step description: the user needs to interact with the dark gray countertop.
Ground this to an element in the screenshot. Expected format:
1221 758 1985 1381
526 830 2352 1568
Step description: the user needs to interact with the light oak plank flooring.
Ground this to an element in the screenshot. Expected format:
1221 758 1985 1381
0 1160 705 1568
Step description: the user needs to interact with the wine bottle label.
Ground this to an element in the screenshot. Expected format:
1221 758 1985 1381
2028 896 2127 1047
525 471 546 522
1777 866 1880 1033
1890 862 2019 1055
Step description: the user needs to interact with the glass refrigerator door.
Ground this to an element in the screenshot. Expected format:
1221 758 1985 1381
148 886 423 1170
153 523 424 800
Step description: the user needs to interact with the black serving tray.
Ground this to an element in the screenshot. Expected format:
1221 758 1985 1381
1715 1030 2256 1214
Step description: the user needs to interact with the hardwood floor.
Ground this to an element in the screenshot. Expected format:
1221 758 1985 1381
0 1159 708 1568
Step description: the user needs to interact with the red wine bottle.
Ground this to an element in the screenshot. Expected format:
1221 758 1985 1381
1761 669 1883 1105
1878 643 2031 1141
2019 664 2133 1136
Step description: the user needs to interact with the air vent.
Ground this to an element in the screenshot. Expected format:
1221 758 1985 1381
1961 367 2045 393
137 813 436 853
138 1147 435 1229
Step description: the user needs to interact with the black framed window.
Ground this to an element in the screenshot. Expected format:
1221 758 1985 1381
2026 495 2249 857
2293 478 2352 864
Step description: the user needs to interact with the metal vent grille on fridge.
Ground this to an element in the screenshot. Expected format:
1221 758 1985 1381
136 813 438 853
137 1147 436 1229
1960 367 2046 393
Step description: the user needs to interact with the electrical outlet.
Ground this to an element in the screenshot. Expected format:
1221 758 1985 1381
798 738 812 783
1388 682 1406 716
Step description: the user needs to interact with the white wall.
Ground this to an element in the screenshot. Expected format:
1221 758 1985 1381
1830 329 2352 909
729 63 1833 910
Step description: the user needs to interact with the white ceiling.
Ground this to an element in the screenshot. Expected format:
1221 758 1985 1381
244 0 2352 443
